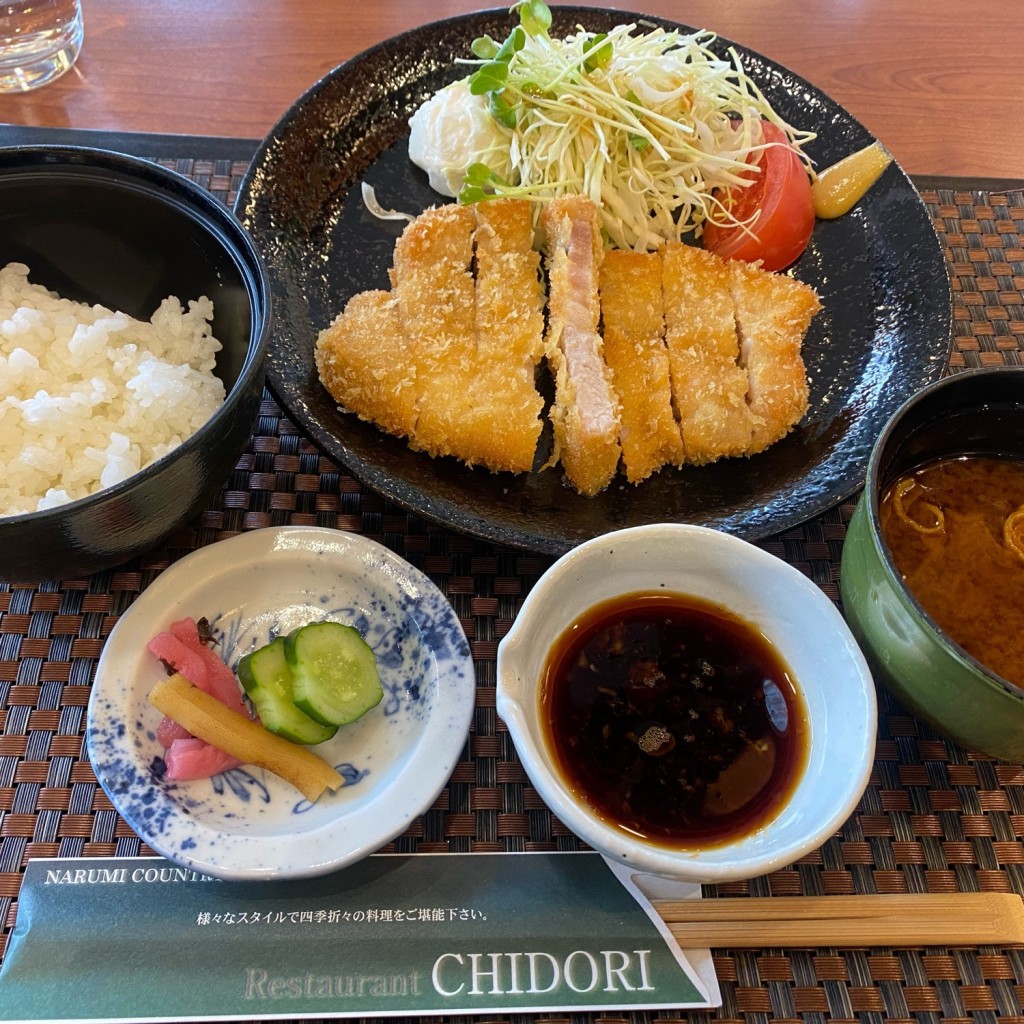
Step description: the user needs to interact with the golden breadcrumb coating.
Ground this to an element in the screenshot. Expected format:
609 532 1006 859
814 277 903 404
729 259 820 455
662 242 763 464
315 201 545 474
599 249 684 483
315 194 821 493
314 290 418 440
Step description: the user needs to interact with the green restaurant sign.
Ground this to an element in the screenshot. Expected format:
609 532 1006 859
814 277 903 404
0 852 719 1021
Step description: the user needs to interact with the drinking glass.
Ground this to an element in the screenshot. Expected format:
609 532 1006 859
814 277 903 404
0 0 83 92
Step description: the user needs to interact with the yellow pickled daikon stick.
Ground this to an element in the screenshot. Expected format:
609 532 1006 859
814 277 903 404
149 673 344 802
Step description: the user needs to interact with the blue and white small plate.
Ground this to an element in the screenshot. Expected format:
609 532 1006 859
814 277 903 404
86 526 475 881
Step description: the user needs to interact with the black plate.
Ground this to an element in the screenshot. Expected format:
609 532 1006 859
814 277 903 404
236 6 951 555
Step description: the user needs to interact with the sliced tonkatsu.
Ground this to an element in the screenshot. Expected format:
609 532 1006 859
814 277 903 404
315 199 546 474
729 259 821 456
542 195 622 496
313 289 417 441
662 242 765 465
599 248 683 483
389 203 478 460
315 193 821 495
470 200 547 472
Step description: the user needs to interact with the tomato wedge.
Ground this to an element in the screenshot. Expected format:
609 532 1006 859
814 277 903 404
703 121 815 272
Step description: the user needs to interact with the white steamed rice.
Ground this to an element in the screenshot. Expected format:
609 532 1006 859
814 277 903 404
0 262 225 518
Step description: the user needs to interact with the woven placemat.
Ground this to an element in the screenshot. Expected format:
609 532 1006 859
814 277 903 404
2 155 1024 1023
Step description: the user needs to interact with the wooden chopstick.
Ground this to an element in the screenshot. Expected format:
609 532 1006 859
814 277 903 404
654 893 1024 948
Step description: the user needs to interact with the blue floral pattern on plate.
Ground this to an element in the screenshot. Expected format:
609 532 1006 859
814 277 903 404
86 527 475 881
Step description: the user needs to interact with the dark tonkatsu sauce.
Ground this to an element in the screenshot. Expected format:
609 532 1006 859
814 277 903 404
541 592 809 849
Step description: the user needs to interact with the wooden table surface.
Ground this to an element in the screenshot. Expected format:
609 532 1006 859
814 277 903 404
0 0 1021 181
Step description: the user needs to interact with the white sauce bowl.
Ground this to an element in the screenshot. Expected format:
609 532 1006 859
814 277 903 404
496 523 876 883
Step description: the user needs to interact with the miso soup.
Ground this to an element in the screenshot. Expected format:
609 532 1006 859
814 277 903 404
879 454 1024 687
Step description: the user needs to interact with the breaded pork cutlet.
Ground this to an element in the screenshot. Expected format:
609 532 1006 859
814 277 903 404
471 200 546 471
314 290 417 441
542 196 621 495
315 200 546 474
661 242 818 464
316 193 820 490
473 201 544 365
729 259 820 455
662 242 764 464
390 204 479 461
599 249 684 483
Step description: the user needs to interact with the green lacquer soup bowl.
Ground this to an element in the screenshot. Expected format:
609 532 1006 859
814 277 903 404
840 367 1024 762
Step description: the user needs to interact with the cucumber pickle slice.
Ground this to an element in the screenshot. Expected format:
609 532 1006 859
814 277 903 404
284 622 383 727
237 637 338 745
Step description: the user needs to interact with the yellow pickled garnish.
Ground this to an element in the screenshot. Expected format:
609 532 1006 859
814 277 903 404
149 674 344 802
891 478 945 535
812 142 893 219
1003 507 1024 563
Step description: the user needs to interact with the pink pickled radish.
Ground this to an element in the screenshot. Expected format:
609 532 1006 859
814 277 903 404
162 736 242 780
148 617 255 780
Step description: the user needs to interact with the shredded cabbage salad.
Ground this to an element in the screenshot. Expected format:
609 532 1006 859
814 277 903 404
408 0 815 251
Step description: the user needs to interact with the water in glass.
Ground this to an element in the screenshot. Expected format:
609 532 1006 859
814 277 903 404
0 0 83 92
